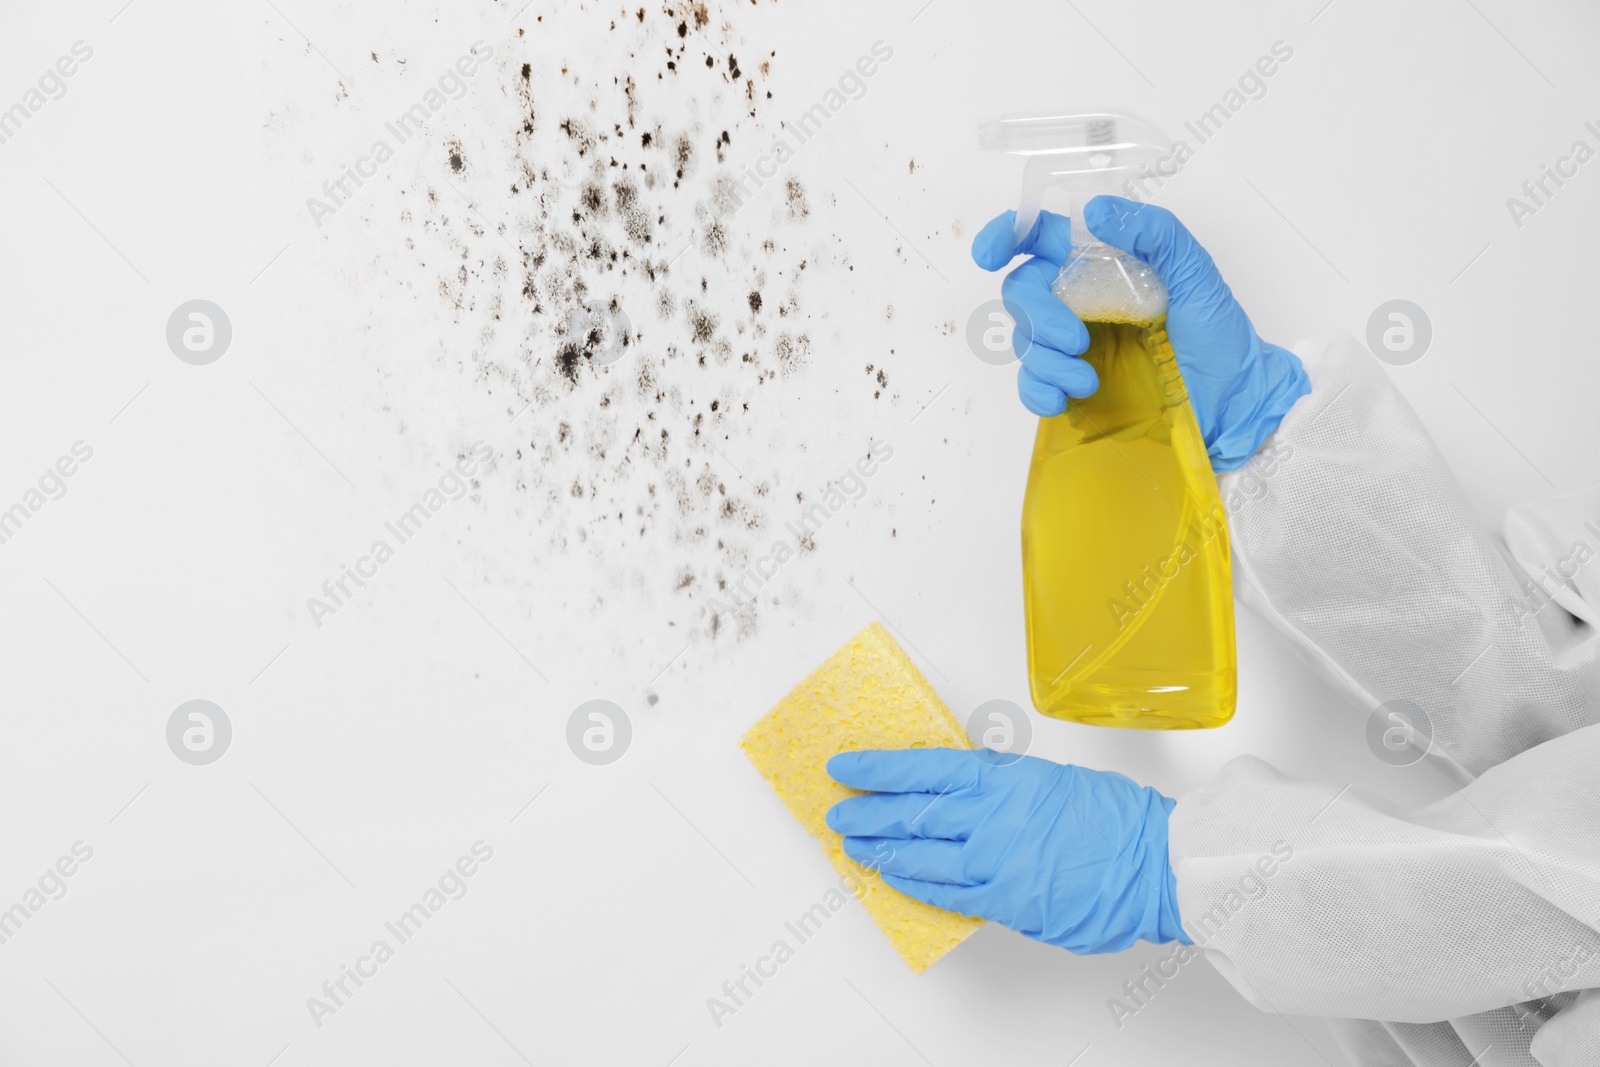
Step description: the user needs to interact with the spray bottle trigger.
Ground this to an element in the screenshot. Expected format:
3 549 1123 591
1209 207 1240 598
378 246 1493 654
980 112 1173 255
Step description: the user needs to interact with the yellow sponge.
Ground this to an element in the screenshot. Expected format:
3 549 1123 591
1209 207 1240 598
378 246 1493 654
740 621 984 973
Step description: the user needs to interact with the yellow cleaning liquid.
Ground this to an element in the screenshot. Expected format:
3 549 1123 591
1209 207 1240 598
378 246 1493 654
1021 315 1236 728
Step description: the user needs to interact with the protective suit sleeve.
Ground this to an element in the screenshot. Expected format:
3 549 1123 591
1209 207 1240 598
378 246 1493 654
1218 330 1600 779
1531 990 1600 1066
1168 330 1600 1024
1504 484 1600 631
1169 728 1600 1022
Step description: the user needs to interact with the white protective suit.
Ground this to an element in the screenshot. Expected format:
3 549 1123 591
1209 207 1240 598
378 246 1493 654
1168 331 1600 1067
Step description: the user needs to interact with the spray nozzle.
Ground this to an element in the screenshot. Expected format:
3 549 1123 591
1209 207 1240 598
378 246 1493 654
978 112 1172 249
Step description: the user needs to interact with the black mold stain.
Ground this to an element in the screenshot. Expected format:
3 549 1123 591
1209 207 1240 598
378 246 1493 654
689 306 718 343
396 2 823 648
773 332 809 376
699 218 727 257
785 178 808 220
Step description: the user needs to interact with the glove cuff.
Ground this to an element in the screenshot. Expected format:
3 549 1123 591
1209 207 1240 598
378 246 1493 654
1151 792 1193 945
1207 341 1311 473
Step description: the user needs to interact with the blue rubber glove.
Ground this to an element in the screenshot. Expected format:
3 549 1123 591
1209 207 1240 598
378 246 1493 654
971 195 1311 472
826 748 1189 954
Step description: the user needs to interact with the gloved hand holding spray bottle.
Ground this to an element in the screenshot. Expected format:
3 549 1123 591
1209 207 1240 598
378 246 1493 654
976 112 1311 729
825 115 1310 953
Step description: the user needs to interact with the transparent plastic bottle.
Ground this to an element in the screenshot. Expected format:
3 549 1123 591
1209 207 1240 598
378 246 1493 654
982 113 1236 728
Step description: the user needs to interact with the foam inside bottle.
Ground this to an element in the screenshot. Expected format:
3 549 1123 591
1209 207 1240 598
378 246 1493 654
1052 247 1168 325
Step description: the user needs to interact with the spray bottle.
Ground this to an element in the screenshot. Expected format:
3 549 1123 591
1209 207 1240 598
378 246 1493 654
980 112 1236 729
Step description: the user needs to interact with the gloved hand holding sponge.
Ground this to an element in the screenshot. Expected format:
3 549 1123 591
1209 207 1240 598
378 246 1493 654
828 748 1187 954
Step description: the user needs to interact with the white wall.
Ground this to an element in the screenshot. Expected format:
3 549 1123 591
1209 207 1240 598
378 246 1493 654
0 0 1593 1063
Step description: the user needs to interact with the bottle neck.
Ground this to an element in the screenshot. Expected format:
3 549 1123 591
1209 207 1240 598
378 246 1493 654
1033 318 1185 450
